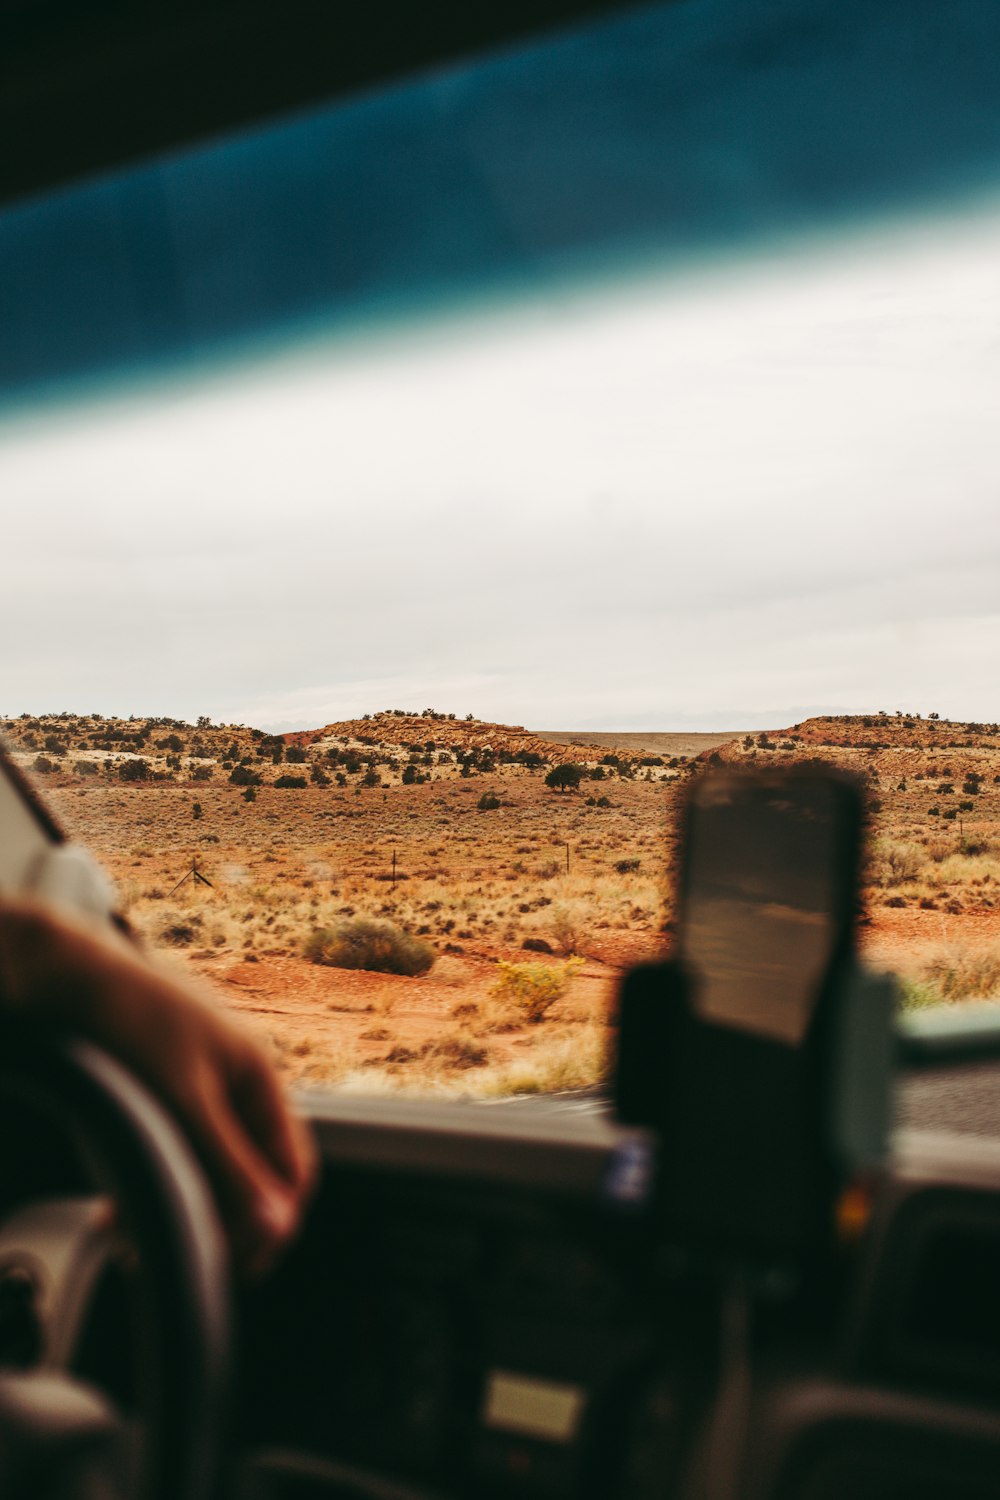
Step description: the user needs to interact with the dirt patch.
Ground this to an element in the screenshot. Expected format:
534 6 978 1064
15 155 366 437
7 707 1000 1093
538 730 750 756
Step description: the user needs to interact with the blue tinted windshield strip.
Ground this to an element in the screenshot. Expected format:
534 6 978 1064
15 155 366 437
2 0 1000 410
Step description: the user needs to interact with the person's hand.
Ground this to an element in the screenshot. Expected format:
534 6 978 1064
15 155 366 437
0 901 316 1276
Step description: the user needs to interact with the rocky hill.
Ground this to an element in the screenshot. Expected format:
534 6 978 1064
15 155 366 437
701 713 1000 829
284 710 686 772
0 708 687 790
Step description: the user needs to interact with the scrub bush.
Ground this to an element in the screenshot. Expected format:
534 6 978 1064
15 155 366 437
491 958 583 1023
119 758 151 782
229 764 262 787
304 917 434 976
545 764 583 793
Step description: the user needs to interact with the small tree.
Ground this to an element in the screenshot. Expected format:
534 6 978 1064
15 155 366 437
119 758 151 782
229 764 262 787
545 763 583 793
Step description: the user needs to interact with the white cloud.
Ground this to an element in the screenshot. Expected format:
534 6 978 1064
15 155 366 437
2 202 1000 730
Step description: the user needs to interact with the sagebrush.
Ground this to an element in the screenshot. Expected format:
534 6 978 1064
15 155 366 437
305 917 435 976
491 958 584 1023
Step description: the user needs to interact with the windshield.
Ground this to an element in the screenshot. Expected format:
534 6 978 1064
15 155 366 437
3 0 1000 1098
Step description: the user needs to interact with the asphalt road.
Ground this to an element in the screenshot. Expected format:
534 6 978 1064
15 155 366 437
502 1065 1000 1139
897 1061 1000 1138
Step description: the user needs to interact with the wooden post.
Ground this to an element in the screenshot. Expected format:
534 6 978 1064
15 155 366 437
392 849 397 889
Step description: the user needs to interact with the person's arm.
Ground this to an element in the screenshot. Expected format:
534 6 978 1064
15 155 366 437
0 899 316 1276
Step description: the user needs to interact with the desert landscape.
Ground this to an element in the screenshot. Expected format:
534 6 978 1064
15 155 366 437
4 707 1000 1097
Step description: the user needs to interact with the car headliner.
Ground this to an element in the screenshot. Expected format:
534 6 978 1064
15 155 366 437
2 0 1000 413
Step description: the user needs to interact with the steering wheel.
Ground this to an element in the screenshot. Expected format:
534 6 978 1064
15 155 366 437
0 1023 231 1500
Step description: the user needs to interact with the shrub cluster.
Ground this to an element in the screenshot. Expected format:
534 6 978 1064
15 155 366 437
304 917 434 976
545 764 583 793
229 765 262 787
491 958 583 1023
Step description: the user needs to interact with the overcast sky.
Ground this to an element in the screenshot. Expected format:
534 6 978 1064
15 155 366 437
3 204 999 733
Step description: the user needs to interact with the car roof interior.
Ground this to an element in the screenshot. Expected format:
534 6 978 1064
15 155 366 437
2 0 651 207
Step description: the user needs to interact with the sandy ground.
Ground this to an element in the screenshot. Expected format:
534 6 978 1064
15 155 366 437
537 731 750 756
9 709 1000 1094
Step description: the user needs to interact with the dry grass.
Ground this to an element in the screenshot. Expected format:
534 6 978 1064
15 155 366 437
906 945 1000 1005
11 707 1000 1093
475 1021 608 1097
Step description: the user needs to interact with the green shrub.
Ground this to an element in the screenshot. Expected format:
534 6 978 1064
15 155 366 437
274 774 308 789
614 857 641 874
304 917 434 976
119 757 151 782
229 764 262 787
491 958 583 1023
478 792 501 810
545 763 583 792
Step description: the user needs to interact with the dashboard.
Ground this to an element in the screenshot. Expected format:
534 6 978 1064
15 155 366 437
235 1087 1000 1500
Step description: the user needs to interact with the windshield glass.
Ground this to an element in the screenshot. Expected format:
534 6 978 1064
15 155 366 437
3 0 1000 1098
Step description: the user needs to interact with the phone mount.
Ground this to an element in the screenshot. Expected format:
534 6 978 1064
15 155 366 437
613 768 895 1262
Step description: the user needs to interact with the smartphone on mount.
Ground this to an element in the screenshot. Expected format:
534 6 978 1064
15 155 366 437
615 766 892 1260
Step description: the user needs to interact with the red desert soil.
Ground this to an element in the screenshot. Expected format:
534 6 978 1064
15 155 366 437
4 708 1000 1092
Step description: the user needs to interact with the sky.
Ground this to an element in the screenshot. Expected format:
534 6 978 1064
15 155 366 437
2 203 1000 734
